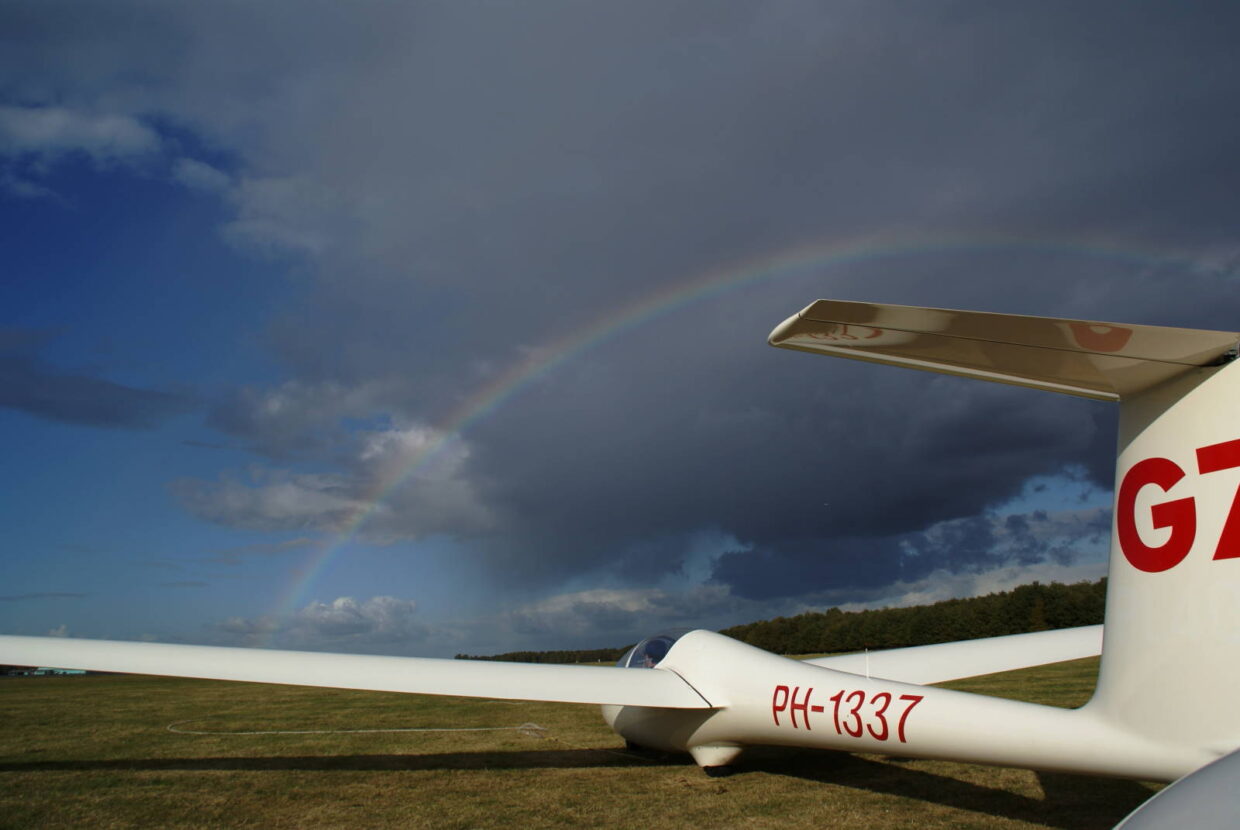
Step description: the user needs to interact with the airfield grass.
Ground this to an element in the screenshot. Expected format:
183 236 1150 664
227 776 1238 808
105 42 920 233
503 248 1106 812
0 657 1159 829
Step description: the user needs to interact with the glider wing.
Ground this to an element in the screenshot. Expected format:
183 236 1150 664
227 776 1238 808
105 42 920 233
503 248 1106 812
804 625 1103 685
0 635 714 708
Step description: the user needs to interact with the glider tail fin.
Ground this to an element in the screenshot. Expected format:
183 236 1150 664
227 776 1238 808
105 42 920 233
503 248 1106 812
1087 356 1240 754
770 300 1240 753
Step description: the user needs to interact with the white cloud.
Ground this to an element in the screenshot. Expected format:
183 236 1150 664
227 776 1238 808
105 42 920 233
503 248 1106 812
506 584 742 642
291 596 425 642
900 506 1112 571
221 174 347 257
209 379 401 458
206 595 449 652
520 587 662 618
172 467 369 534
172 157 231 193
0 105 160 161
0 106 239 204
353 423 473 486
46 624 70 638
172 422 494 542
0 171 59 200
830 559 1109 615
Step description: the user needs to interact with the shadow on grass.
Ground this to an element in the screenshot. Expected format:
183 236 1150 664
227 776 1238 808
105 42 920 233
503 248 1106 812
0 747 681 774
0 747 1153 828
744 748 1152 830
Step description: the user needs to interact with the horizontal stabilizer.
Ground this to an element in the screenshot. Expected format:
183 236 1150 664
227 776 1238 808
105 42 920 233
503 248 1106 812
804 625 1103 685
769 300 1238 400
0 635 714 709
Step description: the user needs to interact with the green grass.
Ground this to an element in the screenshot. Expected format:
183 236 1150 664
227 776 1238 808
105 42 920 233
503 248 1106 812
0 658 1158 829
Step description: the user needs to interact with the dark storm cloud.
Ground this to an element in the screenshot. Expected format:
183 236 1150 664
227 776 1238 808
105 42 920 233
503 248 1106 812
712 536 908 602
0 330 191 429
189 1 1239 600
714 506 1112 601
9 2 1240 615
455 311 1115 591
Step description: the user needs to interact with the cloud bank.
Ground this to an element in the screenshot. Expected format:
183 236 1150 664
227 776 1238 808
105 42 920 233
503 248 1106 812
4 3 1239 650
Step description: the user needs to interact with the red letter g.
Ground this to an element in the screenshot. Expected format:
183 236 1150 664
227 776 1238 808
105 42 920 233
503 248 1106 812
1117 457 1196 573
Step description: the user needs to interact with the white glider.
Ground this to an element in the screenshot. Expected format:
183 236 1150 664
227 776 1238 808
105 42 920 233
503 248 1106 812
4 300 1240 825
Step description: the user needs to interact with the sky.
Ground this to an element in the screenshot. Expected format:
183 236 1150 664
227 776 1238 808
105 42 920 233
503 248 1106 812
2 2 1239 657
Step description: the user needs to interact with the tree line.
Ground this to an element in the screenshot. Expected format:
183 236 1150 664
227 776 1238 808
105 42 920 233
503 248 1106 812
453 646 632 664
456 579 1106 663
720 578 1105 655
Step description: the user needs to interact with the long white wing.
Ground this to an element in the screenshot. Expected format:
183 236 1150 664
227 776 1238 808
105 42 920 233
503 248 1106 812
803 625 1103 685
0 635 714 709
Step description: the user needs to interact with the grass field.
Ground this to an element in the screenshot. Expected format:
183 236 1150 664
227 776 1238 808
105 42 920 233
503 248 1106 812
0 657 1159 829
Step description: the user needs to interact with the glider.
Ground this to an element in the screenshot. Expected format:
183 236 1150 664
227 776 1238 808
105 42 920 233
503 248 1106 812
4 300 1240 825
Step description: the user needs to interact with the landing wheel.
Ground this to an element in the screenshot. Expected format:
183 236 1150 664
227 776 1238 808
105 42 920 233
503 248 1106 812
703 765 734 778
625 740 663 756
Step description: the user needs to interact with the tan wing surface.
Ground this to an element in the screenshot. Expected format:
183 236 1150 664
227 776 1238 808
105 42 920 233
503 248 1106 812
769 300 1239 400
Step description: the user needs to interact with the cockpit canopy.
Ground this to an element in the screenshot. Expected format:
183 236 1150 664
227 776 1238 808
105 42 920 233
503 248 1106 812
617 628 695 668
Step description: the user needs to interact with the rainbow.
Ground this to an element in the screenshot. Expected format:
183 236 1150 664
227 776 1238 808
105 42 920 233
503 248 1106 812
264 230 1224 632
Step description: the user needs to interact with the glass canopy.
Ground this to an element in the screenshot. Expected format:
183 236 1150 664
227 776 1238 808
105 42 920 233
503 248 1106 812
617 628 694 668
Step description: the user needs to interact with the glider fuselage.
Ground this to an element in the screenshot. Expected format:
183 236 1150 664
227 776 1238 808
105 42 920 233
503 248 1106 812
602 630 1206 778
